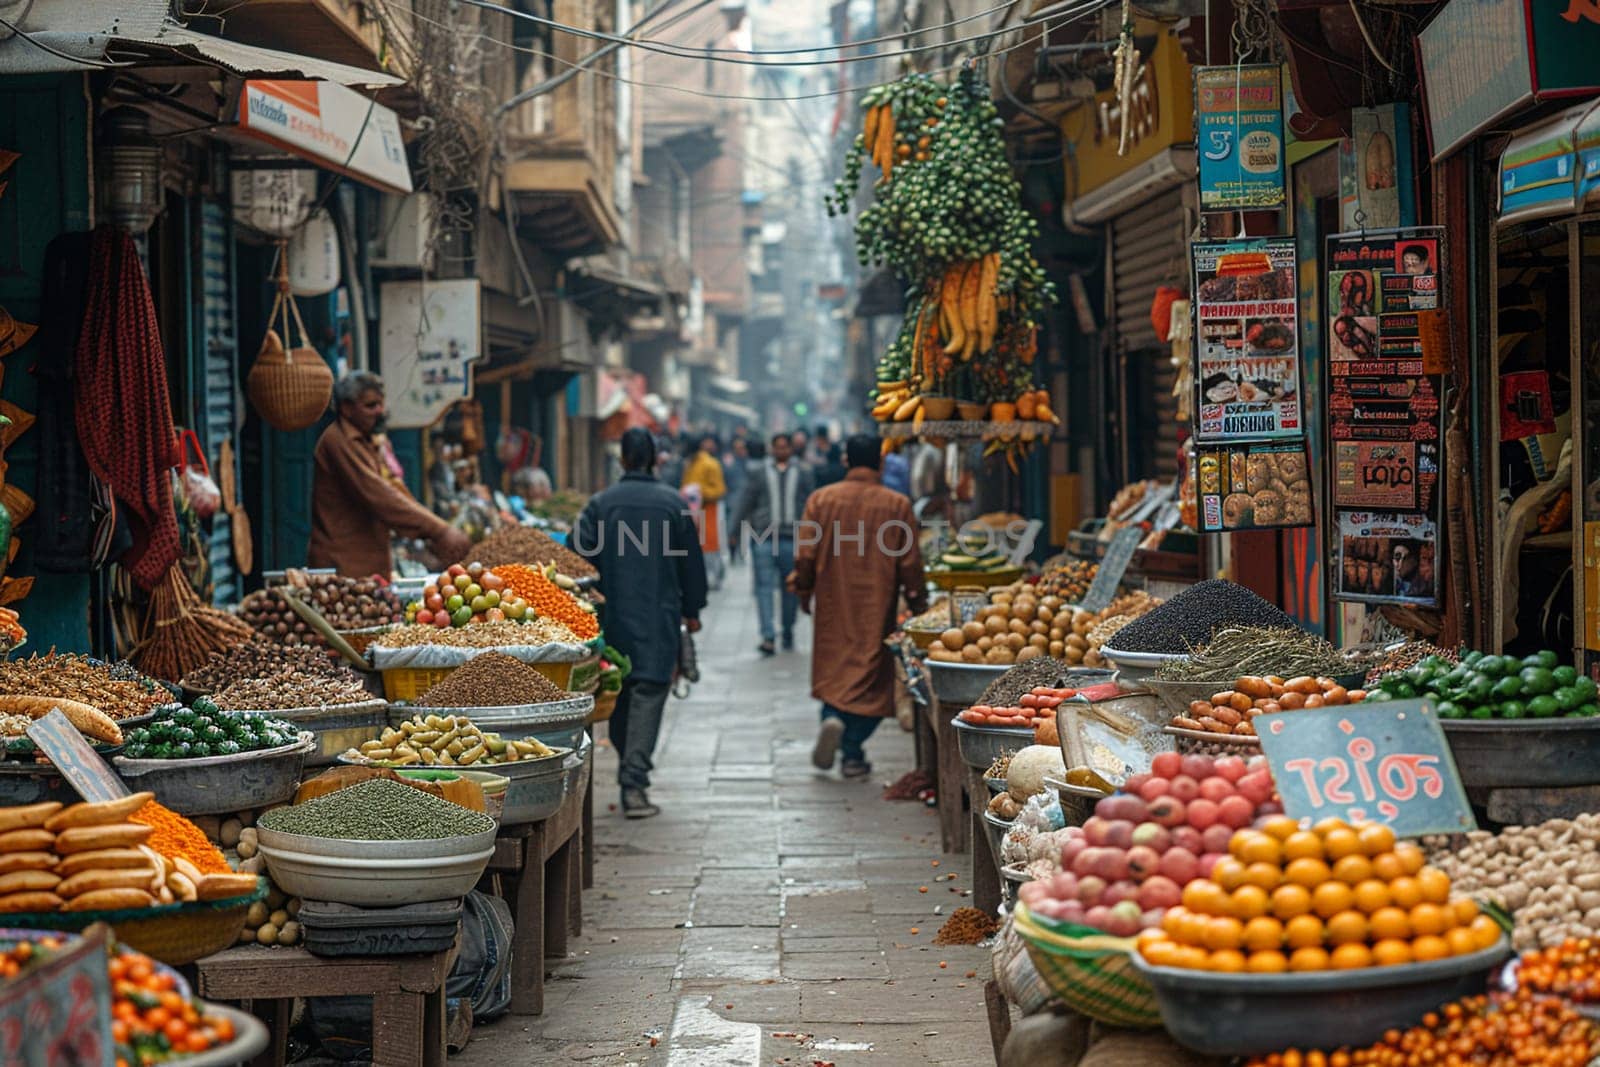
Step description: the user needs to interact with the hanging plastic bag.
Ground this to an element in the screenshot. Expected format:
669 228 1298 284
175 429 221 520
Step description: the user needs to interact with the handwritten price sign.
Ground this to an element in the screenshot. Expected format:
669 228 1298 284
1254 698 1475 837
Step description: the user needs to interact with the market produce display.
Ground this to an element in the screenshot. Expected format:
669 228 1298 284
0 653 173 721
241 882 302 948
1016 752 1279 935
1364 650 1599 719
344 712 555 767
1426 815 1600 951
1063 591 1163 668
960 685 1077 728
1516 937 1600 1000
1034 559 1097 604
212 671 371 712
0 795 254 913
130 801 230 876
975 657 1077 709
903 597 955 633
109 945 243 1060
925 585 1076 665
122 701 300 760
281 570 404 630
404 562 532 628
828 66 1056 467
238 588 331 651
180 638 348 693
487 563 600 639
461 525 596 579
987 745 1065 819
1170 676 1365 738
1245 988 1600 1066
415 650 569 706
0 693 124 745
258 778 495 841
925 532 1015 577
1136 816 1501 972
1106 579 1297 654
1363 641 1460 687
370 618 581 649
1154 626 1378 684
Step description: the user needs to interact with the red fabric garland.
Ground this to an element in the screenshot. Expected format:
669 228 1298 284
72 226 180 588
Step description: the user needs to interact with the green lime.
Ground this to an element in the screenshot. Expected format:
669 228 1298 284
1467 677 1495 703
1574 704 1600 718
1435 701 1464 719
1575 677 1598 702
1363 690 1391 703
1520 667 1557 695
1497 700 1526 720
1529 650 1560 670
1392 681 1418 699
1528 695 1561 718
1475 655 1507 678
1469 706 1495 719
1554 666 1579 687
1554 686 1583 711
1491 676 1524 701
1463 650 1484 665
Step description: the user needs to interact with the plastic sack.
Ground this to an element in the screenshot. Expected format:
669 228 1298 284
175 429 220 520
369 640 594 671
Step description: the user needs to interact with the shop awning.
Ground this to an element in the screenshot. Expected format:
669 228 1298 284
699 394 760 424
237 79 412 194
1499 102 1600 225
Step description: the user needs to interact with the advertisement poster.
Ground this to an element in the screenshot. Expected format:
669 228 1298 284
1192 238 1302 442
1195 65 1287 209
380 279 483 429
1326 228 1444 513
1196 440 1315 532
1336 511 1439 605
1339 105 1415 231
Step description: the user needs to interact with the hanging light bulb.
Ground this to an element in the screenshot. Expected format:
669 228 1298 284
97 108 164 234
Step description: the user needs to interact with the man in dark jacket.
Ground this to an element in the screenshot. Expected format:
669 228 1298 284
732 433 814 656
574 429 708 818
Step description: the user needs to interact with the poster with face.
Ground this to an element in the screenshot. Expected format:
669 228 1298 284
1335 511 1439 606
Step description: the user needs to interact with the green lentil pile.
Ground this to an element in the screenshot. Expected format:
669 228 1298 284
259 778 495 841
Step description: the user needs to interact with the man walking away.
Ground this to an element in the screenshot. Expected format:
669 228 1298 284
790 433 927 777
575 428 707 818
724 437 749 566
733 432 814 657
682 433 727 591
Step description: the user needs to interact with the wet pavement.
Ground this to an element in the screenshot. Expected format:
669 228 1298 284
458 560 994 1065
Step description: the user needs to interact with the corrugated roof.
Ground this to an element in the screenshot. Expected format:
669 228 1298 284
127 24 401 87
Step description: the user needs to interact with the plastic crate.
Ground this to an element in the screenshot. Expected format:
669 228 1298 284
299 898 464 958
380 666 458 702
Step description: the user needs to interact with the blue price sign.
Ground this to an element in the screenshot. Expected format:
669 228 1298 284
1254 698 1475 837
1195 64 1287 210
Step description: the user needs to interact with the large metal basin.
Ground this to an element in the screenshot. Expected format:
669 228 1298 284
114 732 315 815
1441 717 1600 789
925 661 1011 707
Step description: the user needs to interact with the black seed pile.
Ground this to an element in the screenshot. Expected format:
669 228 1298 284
1104 579 1298 653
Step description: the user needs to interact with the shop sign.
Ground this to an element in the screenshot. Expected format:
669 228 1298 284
0 926 113 1066
239 80 412 194
1255 699 1474 837
1335 511 1439 605
1339 105 1416 230
1191 237 1302 442
1499 102 1600 223
1195 64 1286 210
380 280 482 430
1061 23 1195 201
1195 440 1314 532
1420 0 1600 161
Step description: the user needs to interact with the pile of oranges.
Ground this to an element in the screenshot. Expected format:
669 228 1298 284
493 564 600 640
1246 990 1600 1067
1517 938 1600 1002
1137 817 1503 973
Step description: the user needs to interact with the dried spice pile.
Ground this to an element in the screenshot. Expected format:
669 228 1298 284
976 657 1073 709
213 673 371 711
461 527 597 579
1106 579 1297 654
371 619 581 649
416 651 568 707
933 907 999 945
181 638 344 692
0 653 173 720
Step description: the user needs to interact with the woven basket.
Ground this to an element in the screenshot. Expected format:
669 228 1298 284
0 881 266 966
247 256 333 432
1012 902 1160 1028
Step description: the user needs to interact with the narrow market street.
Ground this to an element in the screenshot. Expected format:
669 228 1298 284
459 562 994 1066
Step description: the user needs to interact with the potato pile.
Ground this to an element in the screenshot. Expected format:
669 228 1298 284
1427 815 1600 951
925 585 1073 665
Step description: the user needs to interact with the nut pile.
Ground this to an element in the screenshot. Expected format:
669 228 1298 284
416 651 568 707
212 673 372 712
976 657 1076 708
282 570 404 629
239 589 328 650
347 713 554 767
461 526 597 579
1035 559 1097 603
371 619 581 649
180 638 343 692
0 654 173 721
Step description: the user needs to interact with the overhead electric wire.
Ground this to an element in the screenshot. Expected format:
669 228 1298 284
455 0 1110 69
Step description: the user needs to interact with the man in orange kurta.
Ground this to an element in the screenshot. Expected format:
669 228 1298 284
789 434 927 777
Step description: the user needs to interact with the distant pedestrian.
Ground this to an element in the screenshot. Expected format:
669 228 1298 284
733 432 814 656
789 433 927 777
882 448 910 496
790 428 810 467
814 443 847 488
682 433 727 591
724 437 750 566
574 428 707 819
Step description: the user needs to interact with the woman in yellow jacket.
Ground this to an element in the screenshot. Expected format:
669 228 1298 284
682 433 727 590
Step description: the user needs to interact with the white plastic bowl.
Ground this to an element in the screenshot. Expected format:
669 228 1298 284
255 824 497 906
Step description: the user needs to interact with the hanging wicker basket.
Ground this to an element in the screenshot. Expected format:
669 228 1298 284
247 249 333 432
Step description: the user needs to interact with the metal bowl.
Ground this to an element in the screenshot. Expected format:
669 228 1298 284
981 810 1013 864
1143 678 1227 718
494 747 574 825
951 717 1035 770
925 660 1013 707
394 697 593 751
1441 716 1600 788
114 732 315 816
1045 776 1107 827
232 699 388 767
1132 937 1512 1057
1098 647 1187 686
255 821 498 861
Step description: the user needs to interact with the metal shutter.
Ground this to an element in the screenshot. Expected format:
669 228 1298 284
199 201 239 604
1110 188 1189 479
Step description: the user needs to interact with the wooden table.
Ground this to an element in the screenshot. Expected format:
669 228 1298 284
485 750 590 1015
919 697 970 855
967 765 1002 914
195 943 454 1067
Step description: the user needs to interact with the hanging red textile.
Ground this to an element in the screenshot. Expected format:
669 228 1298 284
72 226 180 589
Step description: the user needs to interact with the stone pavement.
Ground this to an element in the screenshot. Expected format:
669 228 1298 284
458 559 996 1066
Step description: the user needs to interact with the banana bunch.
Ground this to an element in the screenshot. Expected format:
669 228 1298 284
870 384 923 425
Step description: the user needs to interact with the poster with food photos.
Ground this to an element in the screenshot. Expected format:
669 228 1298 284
1192 237 1303 442
1326 228 1444 514
1196 440 1314 532
1336 511 1439 606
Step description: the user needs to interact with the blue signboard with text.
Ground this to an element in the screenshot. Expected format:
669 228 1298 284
1195 64 1287 210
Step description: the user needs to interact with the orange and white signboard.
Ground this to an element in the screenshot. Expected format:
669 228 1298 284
239 80 412 194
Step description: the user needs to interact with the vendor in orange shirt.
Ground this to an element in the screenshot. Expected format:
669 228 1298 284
306 372 472 578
